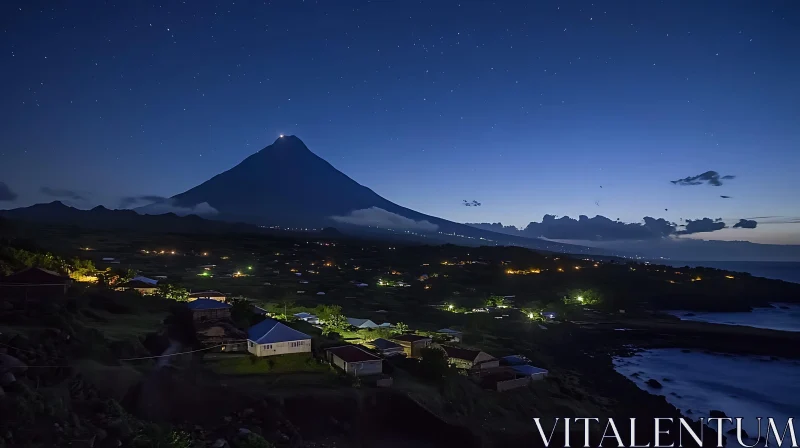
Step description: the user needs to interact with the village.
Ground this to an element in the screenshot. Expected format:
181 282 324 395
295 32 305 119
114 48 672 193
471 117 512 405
0 231 775 394
1 243 554 394
3 228 798 447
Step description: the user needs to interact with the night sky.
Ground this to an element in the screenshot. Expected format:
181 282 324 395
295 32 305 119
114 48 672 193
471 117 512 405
1 1 798 245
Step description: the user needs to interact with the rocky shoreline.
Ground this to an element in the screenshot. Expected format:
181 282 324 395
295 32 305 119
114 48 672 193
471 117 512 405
555 318 800 447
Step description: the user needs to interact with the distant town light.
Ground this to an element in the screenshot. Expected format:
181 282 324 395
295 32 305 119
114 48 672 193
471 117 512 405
448 304 454 310
248 266 253 270
279 134 284 138
577 296 584 303
528 312 535 319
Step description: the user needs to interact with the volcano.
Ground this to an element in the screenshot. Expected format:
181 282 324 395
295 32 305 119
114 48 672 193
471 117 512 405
135 135 604 254
146 135 416 227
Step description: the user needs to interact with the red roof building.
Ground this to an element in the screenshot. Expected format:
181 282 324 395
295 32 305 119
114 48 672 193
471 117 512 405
0 267 72 299
325 345 383 377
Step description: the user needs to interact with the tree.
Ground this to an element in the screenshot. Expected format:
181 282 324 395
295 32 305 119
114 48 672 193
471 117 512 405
322 314 350 336
418 346 451 383
394 322 409 334
486 295 507 308
315 304 342 323
229 297 258 328
563 288 603 307
157 283 189 301
68 257 97 282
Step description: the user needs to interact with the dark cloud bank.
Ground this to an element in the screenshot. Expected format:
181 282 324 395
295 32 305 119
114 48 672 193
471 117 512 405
733 219 758 229
671 170 735 187
0 182 17 202
468 214 759 241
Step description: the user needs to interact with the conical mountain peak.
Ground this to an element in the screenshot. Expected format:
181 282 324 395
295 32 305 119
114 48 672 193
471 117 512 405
263 135 308 152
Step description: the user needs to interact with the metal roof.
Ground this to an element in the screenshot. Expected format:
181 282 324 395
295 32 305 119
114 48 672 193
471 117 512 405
511 365 549 376
248 318 311 344
326 345 381 363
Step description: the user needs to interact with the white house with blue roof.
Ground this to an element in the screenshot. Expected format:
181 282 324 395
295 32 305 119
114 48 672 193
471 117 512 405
247 318 312 357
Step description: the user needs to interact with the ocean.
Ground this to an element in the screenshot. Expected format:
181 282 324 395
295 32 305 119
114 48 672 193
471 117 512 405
614 349 800 444
662 260 800 332
669 304 800 332
617 261 800 445
662 260 800 284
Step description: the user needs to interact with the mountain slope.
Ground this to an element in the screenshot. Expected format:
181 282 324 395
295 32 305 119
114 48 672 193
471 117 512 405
161 135 398 225
143 136 611 255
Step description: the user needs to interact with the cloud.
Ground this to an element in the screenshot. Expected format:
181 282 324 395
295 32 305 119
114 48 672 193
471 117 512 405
462 200 482 207
676 218 726 235
136 198 218 216
119 195 169 208
121 195 219 216
524 215 678 240
470 213 759 240
331 207 439 232
732 219 758 229
0 182 17 202
472 215 676 241
720 195 732 199
671 170 735 187
40 187 86 201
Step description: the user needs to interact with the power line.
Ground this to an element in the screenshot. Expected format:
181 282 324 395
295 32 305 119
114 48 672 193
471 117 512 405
0 340 229 368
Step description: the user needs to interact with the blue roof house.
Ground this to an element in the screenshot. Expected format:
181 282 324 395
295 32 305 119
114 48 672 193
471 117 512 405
247 318 312 357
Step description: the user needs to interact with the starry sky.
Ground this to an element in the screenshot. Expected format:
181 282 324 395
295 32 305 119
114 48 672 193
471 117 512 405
1 1 799 245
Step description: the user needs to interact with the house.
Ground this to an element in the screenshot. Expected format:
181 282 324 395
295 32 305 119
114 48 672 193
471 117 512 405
316 292 325 295
390 334 432 358
187 299 232 322
499 355 529 366
131 276 158 285
115 280 158 295
541 311 557 320
500 355 549 381
377 322 394 328
368 338 405 357
437 328 463 342
187 290 226 302
0 267 73 299
325 345 383 377
293 312 319 324
510 364 549 381
346 317 379 329
247 318 312 357
440 345 499 370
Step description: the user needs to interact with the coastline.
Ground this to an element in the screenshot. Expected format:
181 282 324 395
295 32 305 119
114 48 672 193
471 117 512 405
551 316 800 446
661 260 800 284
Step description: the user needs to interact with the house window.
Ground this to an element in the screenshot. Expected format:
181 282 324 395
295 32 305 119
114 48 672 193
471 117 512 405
248 341 254 348
262 344 272 350
290 341 304 348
